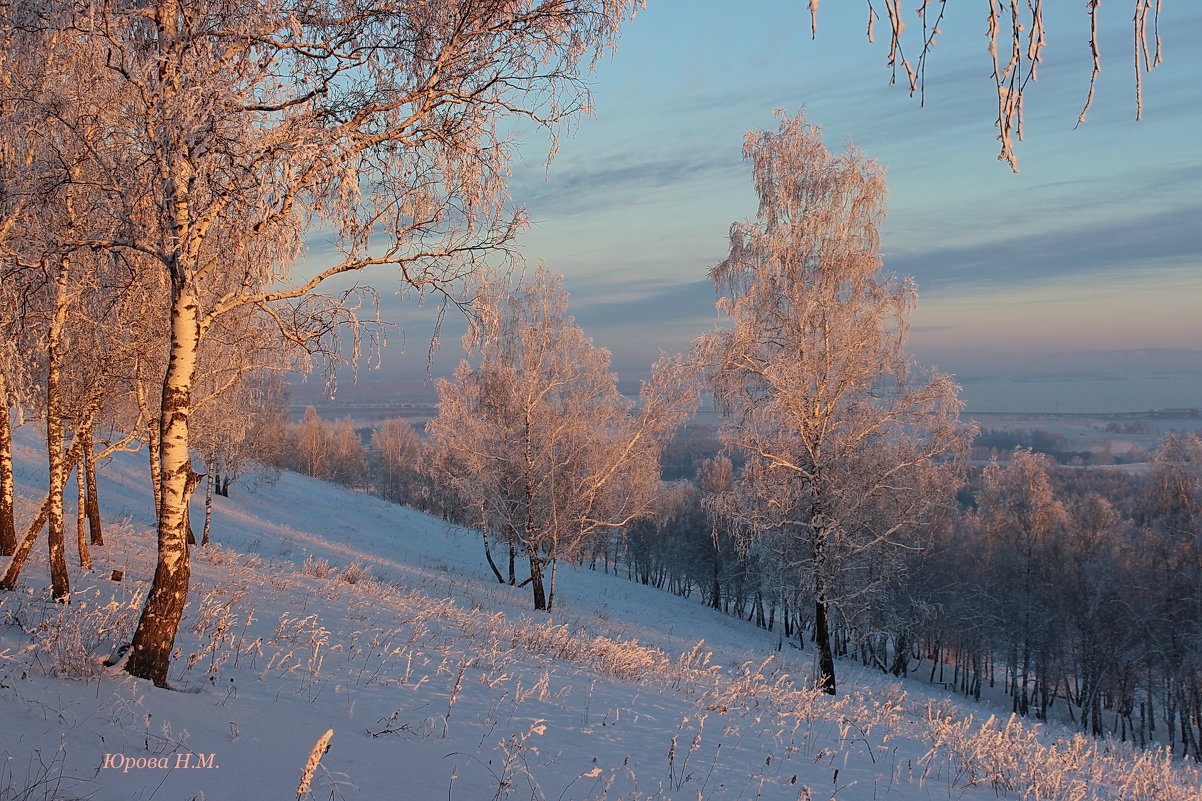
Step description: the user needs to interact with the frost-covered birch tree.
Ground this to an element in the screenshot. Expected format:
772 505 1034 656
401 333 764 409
697 112 971 695
0 0 639 684
0 13 148 594
427 268 696 610
371 418 422 505
1148 432 1202 540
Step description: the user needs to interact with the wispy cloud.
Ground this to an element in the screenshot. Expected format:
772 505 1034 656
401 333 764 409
570 278 717 328
513 150 740 217
890 199 1202 295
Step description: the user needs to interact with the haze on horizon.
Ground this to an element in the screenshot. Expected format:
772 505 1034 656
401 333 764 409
301 1 1202 416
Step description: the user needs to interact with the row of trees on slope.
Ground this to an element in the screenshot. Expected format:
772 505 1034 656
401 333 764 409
609 438 1202 757
284 408 424 506
416 113 1202 755
288 379 1202 756
426 114 974 697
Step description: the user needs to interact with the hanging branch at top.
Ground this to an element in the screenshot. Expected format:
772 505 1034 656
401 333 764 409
819 1 1166 171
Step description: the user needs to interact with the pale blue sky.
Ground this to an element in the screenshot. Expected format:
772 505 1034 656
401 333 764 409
333 1 1202 413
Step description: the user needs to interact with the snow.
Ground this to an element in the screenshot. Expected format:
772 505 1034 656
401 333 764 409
1 427 1200 800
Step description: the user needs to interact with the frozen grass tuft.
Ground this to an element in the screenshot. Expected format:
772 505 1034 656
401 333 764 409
300 555 336 579
295 728 333 799
919 708 1202 801
0 586 146 680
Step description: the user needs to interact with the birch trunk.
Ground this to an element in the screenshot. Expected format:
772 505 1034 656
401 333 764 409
523 407 549 610
0 493 52 590
75 460 90 569
480 529 504 583
46 257 71 602
136 362 163 518
0 369 15 556
83 434 102 546
183 465 201 546
508 538 516 585
812 519 837 695
125 285 200 686
528 548 547 611
201 463 213 547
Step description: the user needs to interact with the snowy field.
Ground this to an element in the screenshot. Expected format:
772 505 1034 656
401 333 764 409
965 411 1200 457
1 427 1200 801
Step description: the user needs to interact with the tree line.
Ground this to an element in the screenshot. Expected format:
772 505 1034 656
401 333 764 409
283 258 1202 760
608 440 1202 758
279 377 1202 758
416 115 1201 754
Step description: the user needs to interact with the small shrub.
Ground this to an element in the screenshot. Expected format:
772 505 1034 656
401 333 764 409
302 555 336 579
193 542 239 566
340 562 369 585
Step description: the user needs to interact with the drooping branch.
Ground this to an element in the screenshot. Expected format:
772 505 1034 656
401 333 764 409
835 1 1168 170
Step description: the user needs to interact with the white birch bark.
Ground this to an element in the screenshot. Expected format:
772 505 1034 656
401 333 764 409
0 369 15 556
75 454 90 570
126 286 201 684
45 257 71 601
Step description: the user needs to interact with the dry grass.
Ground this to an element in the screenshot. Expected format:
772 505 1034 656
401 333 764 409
2 531 1199 801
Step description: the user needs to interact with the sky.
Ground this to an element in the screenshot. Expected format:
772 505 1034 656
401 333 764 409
316 1 1202 414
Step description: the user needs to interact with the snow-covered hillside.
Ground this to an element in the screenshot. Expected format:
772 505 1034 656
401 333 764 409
1 428 1199 801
